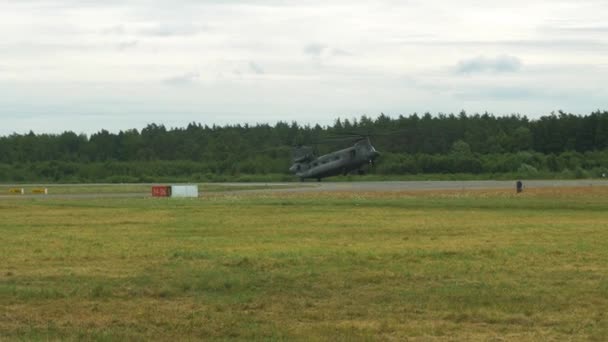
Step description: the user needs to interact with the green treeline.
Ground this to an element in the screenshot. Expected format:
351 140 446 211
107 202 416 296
1 110 608 182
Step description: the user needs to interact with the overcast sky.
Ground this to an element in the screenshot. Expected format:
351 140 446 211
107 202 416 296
1 0 607 135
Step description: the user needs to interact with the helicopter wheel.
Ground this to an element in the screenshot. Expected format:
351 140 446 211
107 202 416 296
317 178 322 182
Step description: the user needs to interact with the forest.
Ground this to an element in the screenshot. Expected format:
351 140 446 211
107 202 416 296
1 110 608 182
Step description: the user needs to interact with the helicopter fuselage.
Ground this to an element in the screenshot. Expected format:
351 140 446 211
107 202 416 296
289 139 380 180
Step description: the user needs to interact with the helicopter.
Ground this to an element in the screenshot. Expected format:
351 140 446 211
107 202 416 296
289 137 380 181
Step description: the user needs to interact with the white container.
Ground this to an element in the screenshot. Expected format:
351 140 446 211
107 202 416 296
171 185 199 198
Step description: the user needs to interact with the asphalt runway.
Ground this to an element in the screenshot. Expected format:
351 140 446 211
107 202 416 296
228 180 608 194
1 180 607 199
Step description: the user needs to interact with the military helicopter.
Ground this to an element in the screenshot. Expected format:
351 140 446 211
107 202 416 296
289 136 380 181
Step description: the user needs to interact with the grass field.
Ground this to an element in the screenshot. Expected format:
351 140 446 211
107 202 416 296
0 183 306 195
1 187 608 340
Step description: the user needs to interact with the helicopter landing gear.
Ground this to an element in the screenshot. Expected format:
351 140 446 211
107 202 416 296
317 178 322 182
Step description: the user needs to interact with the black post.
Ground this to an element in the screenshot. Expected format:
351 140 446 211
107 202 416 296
516 180 523 193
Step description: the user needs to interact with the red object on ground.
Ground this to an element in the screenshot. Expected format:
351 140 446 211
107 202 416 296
152 186 171 197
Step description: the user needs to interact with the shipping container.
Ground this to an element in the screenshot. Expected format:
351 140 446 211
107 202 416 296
151 185 171 197
171 185 198 198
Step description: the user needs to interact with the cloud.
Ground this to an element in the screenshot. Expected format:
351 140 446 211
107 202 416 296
101 22 208 38
102 25 126 35
456 55 523 74
394 39 608 53
116 40 138 50
2 0 608 134
331 48 352 56
162 72 200 86
138 23 207 37
542 24 608 34
455 86 535 101
303 43 327 57
248 61 264 75
303 44 352 59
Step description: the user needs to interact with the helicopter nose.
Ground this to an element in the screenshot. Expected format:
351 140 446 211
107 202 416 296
371 150 380 159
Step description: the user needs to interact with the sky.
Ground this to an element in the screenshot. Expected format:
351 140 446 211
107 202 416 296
1 0 607 135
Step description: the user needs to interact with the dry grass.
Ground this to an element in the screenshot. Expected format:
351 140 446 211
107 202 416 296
1 187 608 340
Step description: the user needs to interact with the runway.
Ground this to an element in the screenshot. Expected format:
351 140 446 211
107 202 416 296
226 179 608 194
1 180 607 199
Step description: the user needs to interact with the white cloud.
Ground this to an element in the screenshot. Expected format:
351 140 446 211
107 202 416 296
162 72 200 86
331 48 352 56
137 23 208 37
303 43 327 57
0 0 607 134
117 40 138 50
102 25 126 35
456 55 523 74
248 61 264 75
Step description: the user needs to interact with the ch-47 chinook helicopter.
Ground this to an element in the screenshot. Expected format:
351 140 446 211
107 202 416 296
289 137 380 181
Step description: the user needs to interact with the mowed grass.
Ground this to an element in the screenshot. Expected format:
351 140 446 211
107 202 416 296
1 187 608 340
0 183 306 195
